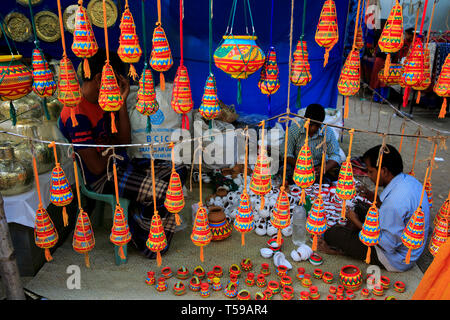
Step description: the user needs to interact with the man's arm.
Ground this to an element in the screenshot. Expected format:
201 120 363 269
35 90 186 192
325 128 341 171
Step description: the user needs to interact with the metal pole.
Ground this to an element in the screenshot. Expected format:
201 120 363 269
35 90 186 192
0 192 26 300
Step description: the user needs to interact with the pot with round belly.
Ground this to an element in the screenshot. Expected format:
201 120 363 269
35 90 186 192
0 142 33 196
208 205 232 241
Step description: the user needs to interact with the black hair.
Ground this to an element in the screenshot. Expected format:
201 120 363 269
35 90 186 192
304 103 325 123
81 48 127 82
362 144 403 176
405 27 415 35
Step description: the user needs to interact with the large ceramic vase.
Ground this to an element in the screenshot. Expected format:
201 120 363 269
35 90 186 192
339 265 362 291
0 55 32 101
214 35 265 79
0 142 32 196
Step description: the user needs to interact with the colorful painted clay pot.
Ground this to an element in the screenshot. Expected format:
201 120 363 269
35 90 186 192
214 35 265 79
300 291 310 300
301 274 312 288
212 277 222 291
260 263 270 276
173 281 186 296
372 283 384 296
193 266 206 279
380 275 391 289
34 206 58 261
199 283 210 298
256 274 267 288
240 258 252 272
394 281 406 293
309 285 320 300
199 73 221 120
161 266 173 279
189 276 201 292
155 277 167 292
313 268 323 280
323 272 334 284
245 272 255 286
224 283 238 298
339 265 362 291
208 206 232 241
0 55 32 101
145 271 155 285
267 280 280 295
176 266 189 280
237 289 251 300
290 40 311 86
258 46 280 95
213 265 223 278
31 49 57 98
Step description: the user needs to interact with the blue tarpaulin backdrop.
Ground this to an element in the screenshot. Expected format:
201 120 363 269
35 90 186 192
1 0 350 117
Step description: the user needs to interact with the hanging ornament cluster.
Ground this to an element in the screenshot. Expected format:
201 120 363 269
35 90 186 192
378 0 404 77
293 119 315 204
149 0 173 91
250 121 272 209
71 0 98 79
48 142 73 227
199 74 221 120
258 47 280 95
117 0 142 80
434 193 450 238
136 69 159 132
290 41 312 87
433 53 450 118
336 129 356 219
315 0 339 67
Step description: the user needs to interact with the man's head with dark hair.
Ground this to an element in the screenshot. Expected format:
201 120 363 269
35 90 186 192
304 103 325 137
362 144 403 187
80 48 129 105
81 48 127 82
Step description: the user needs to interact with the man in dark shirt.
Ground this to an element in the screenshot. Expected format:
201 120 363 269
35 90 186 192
59 49 187 259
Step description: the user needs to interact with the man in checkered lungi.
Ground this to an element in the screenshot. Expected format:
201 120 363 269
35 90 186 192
58 49 188 259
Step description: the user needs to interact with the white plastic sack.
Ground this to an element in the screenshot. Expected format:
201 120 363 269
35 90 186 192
127 83 193 160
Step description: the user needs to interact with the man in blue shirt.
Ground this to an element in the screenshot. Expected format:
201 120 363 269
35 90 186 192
320 144 430 272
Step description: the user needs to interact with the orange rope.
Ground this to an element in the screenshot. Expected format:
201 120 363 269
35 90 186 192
157 0 162 25
347 128 355 161
411 133 421 175
243 127 249 191
425 0 437 49
373 138 387 206
112 158 120 206
48 141 59 165
281 123 290 188
304 118 310 146
398 121 406 152
198 144 203 206
170 142 175 171
73 157 82 209
150 155 158 213
32 155 43 207
56 0 67 56
102 0 110 63
318 128 328 195
352 0 363 50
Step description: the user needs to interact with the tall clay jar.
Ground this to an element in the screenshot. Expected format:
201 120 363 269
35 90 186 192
0 142 32 196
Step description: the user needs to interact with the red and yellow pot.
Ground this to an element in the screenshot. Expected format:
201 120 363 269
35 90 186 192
0 55 32 101
339 265 362 291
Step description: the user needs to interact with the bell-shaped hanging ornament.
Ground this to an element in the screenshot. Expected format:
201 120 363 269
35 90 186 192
164 170 185 226
34 206 59 262
306 196 327 252
401 38 425 88
57 56 82 126
401 207 426 264
271 188 291 246
71 1 98 79
293 145 315 204
117 2 142 80
258 47 280 95
136 69 159 132
31 49 57 98
434 195 450 238
146 211 167 266
149 25 173 91
359 205 381 264
171 65 193 130
428 216 448 257
433 53 450 118
98 63 124 134
290 41 312 86
72 208 95 267
199 73 221 120
110 204 132 261
249 152 272 210
49 142 73 228
233 191 254 246
337 49 360 119
315 0 339 67
336 160 356 219
378 0 404 77
191 204 212 262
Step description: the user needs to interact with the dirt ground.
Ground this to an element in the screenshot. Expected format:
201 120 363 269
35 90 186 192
340 93 450 272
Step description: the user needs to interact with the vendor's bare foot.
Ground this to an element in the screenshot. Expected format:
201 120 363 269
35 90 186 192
317 237 343 255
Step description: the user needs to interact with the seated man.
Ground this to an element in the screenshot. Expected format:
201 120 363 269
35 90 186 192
282 103 341 185
58 49 187 259
320 144 430 272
